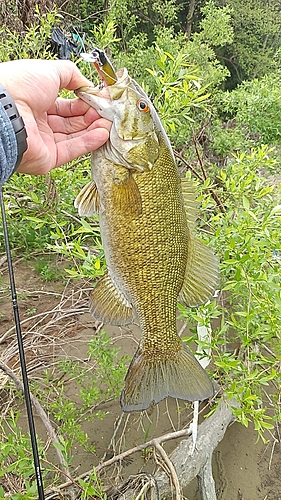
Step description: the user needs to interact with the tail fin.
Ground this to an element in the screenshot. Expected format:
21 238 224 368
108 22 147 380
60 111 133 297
120 342 213 412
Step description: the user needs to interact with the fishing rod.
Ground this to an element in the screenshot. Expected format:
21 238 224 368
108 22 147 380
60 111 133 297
0 188 45 500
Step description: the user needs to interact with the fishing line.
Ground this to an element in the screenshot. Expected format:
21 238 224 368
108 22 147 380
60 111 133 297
0 187 45 500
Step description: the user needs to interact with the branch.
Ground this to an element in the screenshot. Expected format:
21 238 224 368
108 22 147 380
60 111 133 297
154 398 237 499
175 150 226 213
192 133 226 213
154 442 182 500
174 151 205 182
198 456 217 500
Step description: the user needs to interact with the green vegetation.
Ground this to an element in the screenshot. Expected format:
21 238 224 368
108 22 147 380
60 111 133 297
32 330 128 450
1 332 128 498
0 1 281 497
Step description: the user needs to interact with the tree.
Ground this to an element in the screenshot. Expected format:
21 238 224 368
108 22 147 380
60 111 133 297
0 0 55 29
215 0 281 85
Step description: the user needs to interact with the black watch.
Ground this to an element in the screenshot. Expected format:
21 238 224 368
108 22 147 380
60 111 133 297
0 85 28 172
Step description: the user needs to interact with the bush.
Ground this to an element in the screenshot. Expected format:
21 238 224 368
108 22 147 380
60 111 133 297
218 71 281 145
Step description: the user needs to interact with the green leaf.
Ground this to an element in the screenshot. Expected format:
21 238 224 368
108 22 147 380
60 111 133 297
242 195 250 211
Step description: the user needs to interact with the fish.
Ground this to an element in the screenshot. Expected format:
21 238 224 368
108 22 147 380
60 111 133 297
74 49 219 412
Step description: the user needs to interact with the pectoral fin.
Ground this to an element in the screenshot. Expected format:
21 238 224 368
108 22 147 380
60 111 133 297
120 342 213 412
179 234 219 307
112 168 142 218
74 180 100 216
90 272 134 325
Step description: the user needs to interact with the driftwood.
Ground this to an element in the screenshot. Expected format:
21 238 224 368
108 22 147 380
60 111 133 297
115 398 238 500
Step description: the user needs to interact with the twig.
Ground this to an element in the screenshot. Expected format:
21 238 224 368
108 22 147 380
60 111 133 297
268 438 278 471
174 151 204 182
42 457 98 500
97 428 191 472
192 134 226 213
101 412 125 463
0 360 70 477
175 148 226 213
192 133 208 181
45 426 192 494
189 400 199 455
154 442 182 500
0 306 87 344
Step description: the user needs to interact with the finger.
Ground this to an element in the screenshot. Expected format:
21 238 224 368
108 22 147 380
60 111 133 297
55 128 110 167
47 97 100 117
54 60 92 91
48 112 111 135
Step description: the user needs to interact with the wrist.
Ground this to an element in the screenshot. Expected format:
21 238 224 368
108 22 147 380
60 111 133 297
0 85 28 172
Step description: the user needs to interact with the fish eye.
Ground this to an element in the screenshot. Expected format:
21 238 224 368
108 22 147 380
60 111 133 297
137 100 150 113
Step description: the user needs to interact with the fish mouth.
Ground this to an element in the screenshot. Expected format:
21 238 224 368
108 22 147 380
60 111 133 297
75 84 111 100
75 67 129 102
75 85 99 95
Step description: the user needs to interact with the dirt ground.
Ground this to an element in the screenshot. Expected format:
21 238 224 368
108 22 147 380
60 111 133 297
0 260 281 499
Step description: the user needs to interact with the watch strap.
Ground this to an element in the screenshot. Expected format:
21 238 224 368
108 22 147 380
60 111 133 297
0 86 28 172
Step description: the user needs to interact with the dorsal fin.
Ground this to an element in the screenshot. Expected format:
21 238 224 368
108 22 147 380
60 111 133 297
179 233 219 307
180 178 198 228
179 178 219 306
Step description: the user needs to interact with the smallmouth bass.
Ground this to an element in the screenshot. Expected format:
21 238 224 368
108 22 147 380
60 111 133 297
75 49 219 412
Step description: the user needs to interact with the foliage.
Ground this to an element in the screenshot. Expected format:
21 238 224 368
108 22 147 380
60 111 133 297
0 332 128 495
1 160 107 281
0 7 57 61
31 330 128 448
209 117 250 157
215 0 281 84
195 0 234 48
180 146 281 441
78 469 106 500
144 46 212 146
217 71 281 145
1 3 281 496
0 0 56 31
0 410 51 498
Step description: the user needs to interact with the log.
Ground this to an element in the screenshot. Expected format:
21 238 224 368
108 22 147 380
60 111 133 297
118 398 238 500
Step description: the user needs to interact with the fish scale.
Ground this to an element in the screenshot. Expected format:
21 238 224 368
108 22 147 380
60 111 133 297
74 56 219 411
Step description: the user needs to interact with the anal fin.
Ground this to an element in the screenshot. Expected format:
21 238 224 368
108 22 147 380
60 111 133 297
120 342 213 412
90 272 133 325
179 234 219 307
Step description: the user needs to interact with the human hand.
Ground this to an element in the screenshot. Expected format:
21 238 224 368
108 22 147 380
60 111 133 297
0 59 111 175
